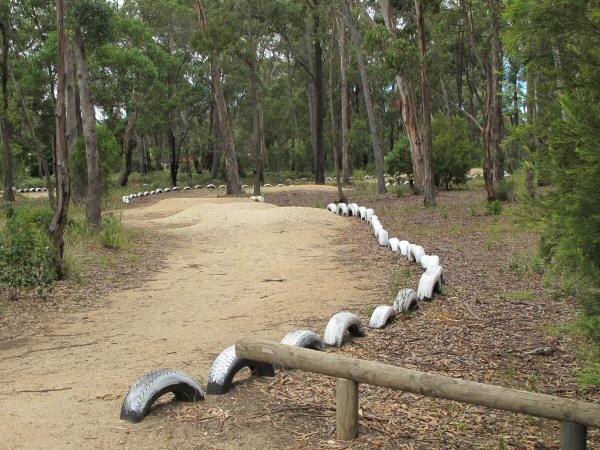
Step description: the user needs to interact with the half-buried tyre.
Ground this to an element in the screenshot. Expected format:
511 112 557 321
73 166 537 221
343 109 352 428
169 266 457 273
120 369 204 423
336 203 348 216
377 229 389 246
327 203 337 213
417 265 445 301
281 330 325 351
206 345 275 395
388 237 400 253
399 240 410 256
368 305 396 329
347 203 359 217
394 288 419 313
323 311 366 347
408 244 425 264
358 206 367 220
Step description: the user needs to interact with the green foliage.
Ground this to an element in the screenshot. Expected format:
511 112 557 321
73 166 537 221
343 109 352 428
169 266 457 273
99 213 128 250
70 124 121 198
384 135 412 175
432 114 472 189
486 200 503 216
494 179 516 201
348 114 372 170
0 206 56 300
389 184 409 198
69 0 116 47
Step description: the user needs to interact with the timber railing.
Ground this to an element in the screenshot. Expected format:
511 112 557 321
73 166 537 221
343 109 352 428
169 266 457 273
236 338 600 450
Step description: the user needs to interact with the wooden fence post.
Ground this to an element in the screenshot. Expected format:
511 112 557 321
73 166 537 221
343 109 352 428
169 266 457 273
561 421 587 450
336 377 359 440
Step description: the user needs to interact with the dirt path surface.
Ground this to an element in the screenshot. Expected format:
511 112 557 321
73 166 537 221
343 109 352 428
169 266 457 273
0 194 370 449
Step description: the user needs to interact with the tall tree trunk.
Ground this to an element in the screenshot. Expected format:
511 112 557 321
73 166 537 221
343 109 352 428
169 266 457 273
312 0 325 184
0 19 14 216
248 5 262 196
380 0 424 193
10 69 55 208
329 25 347 204
415 0 436 206
195 0 241 195
210 104 222 179
119 107 138 186
491 22 504 183
462 0 495 201
524 65 537 199
343 1 386 193
73 30 102 231
139 134 146 175
338 16 351 184
65 38 77 159
456 29 464 112
49 0 71 278
168 124 178 186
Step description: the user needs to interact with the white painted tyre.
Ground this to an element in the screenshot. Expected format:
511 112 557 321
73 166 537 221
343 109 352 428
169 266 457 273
264 184 272 187
206 345 275 395
422 255 440 270
388 237 400 253
399 240 410 256
377 229 389 246
326 177 333 182
156 189 163 193
327 203 337 213
369 305 396 329
164 188 171 192
323 311 366 347
120 370 204 423
281 330 325 352
366 209 374 224
277 184 284 187
256 196 265 203
250 196 257 201
347 203 359 217
337 203 348 216
206 184 216 189
172 187 180 191
372 221 382 237
417 265 444 301
218 185 226 189
358 207 367 220
183 186 191 190
408 244 425 264
394 288 419 313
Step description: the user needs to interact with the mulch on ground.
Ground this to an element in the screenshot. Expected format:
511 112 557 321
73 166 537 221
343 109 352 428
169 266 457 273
2 184 598 449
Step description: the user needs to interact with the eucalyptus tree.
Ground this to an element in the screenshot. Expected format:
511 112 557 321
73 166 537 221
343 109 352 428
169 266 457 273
459 0 504 200
342 0 386 193
69 0 117 230
0 4 14 216
49 0 70 277
195 0 241 194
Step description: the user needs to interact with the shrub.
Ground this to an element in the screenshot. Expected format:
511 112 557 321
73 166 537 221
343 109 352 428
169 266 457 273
99 213 128 250
486 200 503 216
388 184 409 198
384 135 412 176
494 179 516 201
432 114 472 189
0 207 56 300
70 124 122 200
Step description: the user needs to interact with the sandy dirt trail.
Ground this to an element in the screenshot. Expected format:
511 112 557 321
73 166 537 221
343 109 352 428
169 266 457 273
0 195 371 449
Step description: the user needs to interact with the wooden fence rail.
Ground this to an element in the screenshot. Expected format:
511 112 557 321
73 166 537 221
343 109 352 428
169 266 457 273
235 338 600 449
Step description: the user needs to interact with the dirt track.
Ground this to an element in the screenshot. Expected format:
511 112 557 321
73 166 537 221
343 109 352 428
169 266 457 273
0 192 371 449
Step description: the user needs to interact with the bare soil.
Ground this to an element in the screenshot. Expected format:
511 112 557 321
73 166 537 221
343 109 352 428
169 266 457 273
1 184 599 449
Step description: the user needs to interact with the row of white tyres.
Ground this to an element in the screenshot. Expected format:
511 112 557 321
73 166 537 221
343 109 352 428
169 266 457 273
326 202 445 304
120 199 446 424
120 311 367 423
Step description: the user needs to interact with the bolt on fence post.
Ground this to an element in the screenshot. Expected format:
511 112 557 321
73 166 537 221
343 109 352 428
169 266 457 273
336 377 359 440
561 421 587 450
